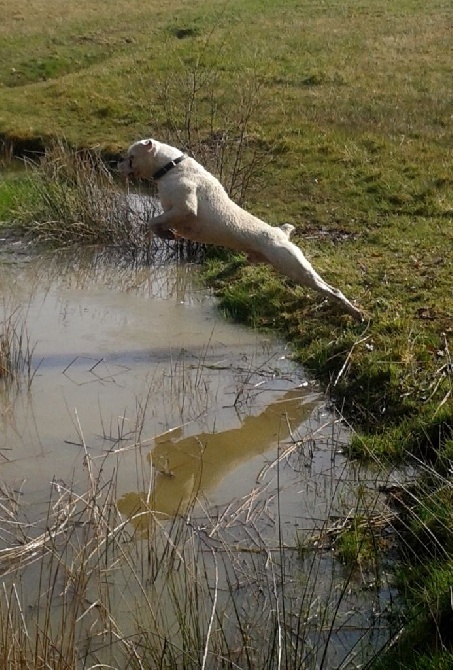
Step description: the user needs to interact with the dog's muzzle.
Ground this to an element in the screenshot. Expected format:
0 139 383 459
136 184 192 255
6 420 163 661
118 164 135 179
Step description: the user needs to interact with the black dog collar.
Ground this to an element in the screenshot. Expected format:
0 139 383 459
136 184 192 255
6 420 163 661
152 154 187 180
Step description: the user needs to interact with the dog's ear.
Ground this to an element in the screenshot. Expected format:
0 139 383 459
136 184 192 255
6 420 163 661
143 139 157 155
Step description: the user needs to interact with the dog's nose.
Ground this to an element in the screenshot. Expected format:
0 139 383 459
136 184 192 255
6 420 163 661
117 159 127 174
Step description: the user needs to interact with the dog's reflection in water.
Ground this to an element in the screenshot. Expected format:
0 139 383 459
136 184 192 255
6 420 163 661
117 389 316 535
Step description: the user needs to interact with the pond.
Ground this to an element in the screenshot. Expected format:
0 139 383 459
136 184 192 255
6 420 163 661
0 240 396 668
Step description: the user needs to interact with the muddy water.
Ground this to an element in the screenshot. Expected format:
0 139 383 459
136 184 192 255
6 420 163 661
0 248 319 508
0 246 393 666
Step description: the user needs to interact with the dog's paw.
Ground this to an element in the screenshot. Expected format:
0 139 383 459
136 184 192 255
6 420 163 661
151 226 177 241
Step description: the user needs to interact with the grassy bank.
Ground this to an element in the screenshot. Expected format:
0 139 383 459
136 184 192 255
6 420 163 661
1 0 452 667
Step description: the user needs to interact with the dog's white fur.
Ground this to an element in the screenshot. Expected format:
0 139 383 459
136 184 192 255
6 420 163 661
118 139 362 320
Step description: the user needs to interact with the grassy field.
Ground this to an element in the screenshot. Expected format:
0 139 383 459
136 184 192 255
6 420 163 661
0 0 452 667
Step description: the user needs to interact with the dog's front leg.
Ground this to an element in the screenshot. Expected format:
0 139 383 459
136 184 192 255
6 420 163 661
151 185 198 240
149 209 194 241
149 219 177 241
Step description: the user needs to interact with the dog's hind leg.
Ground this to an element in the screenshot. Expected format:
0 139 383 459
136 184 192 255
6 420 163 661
267 242 363 320
303 269 362 320
247 225 295 264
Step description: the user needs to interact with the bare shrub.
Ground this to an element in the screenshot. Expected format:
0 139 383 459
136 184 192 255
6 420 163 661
17 141 147 248
155 52 274 206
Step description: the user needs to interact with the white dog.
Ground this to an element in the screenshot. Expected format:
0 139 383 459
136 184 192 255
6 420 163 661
118 139 362 320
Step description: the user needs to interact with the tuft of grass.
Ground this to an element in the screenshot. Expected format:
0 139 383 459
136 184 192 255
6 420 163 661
332 507 392 577
0 305 36 391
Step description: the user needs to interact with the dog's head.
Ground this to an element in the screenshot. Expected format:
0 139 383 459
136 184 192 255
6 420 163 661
118 139 159 180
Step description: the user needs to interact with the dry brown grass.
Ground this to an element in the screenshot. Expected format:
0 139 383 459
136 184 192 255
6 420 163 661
0 305 35 391
0 424 395 669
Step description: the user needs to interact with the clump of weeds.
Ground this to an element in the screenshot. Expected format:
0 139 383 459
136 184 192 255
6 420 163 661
13 141 154 251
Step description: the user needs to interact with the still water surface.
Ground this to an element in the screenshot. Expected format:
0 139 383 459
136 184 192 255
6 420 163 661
0 245 394 666
1 248 319 510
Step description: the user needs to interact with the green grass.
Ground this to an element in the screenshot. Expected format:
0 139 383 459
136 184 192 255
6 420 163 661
373 471 453 669
1 0 452 667
0 172 36 225
0 0 451 150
